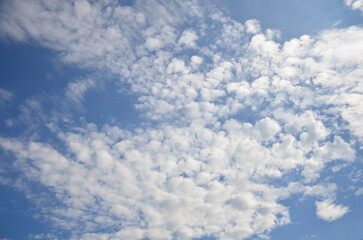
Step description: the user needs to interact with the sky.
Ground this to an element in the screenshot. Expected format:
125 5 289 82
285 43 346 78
0 0 362 239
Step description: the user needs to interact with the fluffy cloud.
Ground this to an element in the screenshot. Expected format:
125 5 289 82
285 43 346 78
178 30 198 48
0 0 362 239
0 0 202 73
345 0 363 13
316 200 349 222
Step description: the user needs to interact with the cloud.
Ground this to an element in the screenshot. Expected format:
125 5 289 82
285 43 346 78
354 187 363 196
26 233 59 240
0 0 362 239
0 88 13 104
0 0 202 72
191 55 203 66
178 30 198 48
344 0 363 14
312 26 363 67
245 19 261 34
316 200 349 222
0 123 295 239
65 79 95 105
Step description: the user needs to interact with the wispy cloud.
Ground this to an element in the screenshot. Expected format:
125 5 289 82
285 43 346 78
65 79 95 105
0 88 13 104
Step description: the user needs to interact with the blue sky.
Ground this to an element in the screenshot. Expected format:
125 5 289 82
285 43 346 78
0 0 362 239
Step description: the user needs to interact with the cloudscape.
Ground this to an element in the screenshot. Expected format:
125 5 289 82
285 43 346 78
0 0 362 239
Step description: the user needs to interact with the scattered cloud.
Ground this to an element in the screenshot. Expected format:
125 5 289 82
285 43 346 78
0 0 362 239
26 233 59 240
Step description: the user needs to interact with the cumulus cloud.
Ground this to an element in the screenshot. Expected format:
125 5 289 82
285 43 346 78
0 0 362 239
312 26 363 66
316 200 349 222
190 55 203 66
178 30 198 48
245 19 261 34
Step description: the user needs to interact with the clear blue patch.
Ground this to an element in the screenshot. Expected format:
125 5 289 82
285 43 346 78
0 184 53 240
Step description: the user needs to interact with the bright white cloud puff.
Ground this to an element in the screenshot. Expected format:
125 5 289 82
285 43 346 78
0 0 362 239
316 200 349 222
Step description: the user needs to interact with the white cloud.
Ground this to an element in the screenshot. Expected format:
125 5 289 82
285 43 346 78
0 88 13 103
65 79 95 105
344 0 363 13
317 136 355 162
27 233 59 240
178 30 198 48
354 187 363 196
0 0 362 239
316 200 349 222
0 122 299 239
0 0 201 73
145 37 163 51
166 58 189 74
245 19 261 34
191 55 203 66
312 26 363 67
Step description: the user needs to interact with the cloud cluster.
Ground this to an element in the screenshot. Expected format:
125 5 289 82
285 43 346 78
345 0 363 13
0 121 348 239
0 0 361 239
